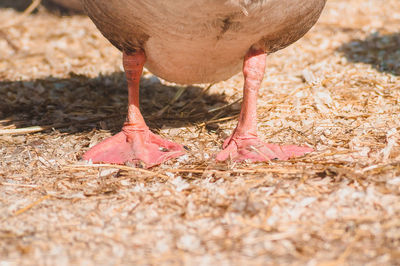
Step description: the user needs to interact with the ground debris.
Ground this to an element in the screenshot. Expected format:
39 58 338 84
1 0 400 265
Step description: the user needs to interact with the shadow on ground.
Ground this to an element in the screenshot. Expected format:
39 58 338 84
0 0 235 136
0 73 234 134
0 0 83 14
338 32 400 76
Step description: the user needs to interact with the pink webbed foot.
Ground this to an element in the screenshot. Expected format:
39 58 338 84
216 136 313 162
215 49 313 163
82 50 185 168
83 126 185 168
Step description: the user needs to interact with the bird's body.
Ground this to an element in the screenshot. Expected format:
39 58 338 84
82 0 326 84
81 0 326 167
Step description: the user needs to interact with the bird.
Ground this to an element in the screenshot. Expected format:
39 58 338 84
80 0 326 167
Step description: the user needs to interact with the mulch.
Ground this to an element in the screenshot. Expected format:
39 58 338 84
0 0 399 264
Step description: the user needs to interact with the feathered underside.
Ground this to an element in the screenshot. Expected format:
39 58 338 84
82 0 326 84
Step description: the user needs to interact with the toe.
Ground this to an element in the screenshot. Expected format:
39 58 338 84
216 142 237 161
148 131 184 152
83 132 132 164
279 145 314 159
216 136 313 163
142 149 185 168
240 146 273 162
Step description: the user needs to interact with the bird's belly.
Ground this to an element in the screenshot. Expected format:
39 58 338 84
144 36 251 84
141 1 271 84
83 0 325 84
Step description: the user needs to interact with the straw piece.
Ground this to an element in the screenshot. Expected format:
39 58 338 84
14 194 51 216
0 0 42 29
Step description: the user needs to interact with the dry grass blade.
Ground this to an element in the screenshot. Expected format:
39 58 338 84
0 30 19 52
0 0 42 29
0 115 123 135
13 195 51 216
1 182 38 188
0 126 52 135
178 83 214 112
167 167 305 174
207 97 242 113
197 114 239 127
154 86 187 117
65 164 170 179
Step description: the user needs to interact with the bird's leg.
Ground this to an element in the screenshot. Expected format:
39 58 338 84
83 50 185 168
216 49 313 162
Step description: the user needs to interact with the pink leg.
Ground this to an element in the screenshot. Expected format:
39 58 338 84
83 50 185 168
216 49 313 162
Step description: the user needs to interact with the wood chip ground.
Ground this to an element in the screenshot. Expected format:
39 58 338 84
1 0 399 265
